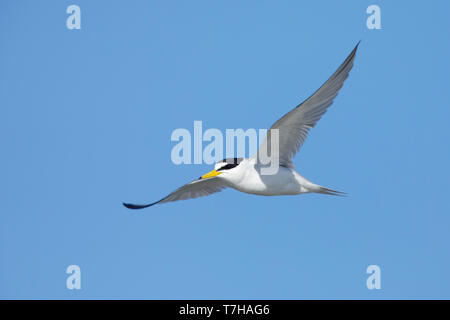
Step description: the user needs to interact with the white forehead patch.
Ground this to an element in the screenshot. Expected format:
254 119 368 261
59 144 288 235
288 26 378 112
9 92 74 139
214 158 243 171
214 161 226 171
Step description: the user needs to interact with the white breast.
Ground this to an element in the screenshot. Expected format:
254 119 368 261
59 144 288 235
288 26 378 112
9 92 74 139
223 159 307 196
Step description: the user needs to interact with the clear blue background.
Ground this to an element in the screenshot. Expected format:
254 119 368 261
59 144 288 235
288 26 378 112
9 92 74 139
1 0 449 299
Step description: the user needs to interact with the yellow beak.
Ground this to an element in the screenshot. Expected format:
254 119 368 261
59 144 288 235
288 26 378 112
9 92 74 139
201 169 222 179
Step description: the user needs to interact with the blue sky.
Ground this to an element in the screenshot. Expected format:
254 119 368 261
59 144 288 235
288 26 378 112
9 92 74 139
1 1 450 299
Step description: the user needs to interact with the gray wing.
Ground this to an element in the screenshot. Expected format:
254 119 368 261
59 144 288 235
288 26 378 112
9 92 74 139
256 43 359 168
123 177 228 209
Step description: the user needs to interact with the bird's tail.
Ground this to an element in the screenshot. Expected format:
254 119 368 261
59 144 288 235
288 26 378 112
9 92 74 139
315 186 347 196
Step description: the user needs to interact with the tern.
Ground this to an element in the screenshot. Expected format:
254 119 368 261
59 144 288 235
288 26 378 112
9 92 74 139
124 43 359 209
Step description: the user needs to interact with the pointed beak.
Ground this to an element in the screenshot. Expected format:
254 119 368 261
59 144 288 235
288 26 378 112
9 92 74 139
200 169 222 179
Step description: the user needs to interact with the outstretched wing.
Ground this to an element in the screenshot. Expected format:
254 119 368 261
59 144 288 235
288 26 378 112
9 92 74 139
123 177 229 209
256 43 359 168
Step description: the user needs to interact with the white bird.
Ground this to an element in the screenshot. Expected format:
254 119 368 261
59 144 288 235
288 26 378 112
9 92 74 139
124 43 359 209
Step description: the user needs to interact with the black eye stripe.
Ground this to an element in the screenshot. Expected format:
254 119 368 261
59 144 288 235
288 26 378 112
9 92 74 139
217 163 239 171
216 157 243 171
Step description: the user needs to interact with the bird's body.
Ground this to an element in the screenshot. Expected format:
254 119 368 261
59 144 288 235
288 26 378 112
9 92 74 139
124 42 358 209
221 158 309 196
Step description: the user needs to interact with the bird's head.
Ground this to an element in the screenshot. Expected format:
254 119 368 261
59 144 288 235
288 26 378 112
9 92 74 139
199 158 243 179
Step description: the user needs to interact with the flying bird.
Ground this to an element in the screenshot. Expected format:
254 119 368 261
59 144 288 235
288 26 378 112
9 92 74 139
124 43 359 209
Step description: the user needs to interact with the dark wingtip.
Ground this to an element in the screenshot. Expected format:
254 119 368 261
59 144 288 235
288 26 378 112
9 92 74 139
123 202 156 210
352 41 361 54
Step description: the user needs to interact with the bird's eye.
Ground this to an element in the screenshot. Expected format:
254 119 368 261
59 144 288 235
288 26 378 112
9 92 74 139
216 157 242 171
217 163 239 171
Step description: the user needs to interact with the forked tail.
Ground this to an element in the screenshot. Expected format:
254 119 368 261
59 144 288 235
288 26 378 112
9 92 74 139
315 186 347 196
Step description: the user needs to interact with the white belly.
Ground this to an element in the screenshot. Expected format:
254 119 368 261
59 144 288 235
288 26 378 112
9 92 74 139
228 165 304 196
